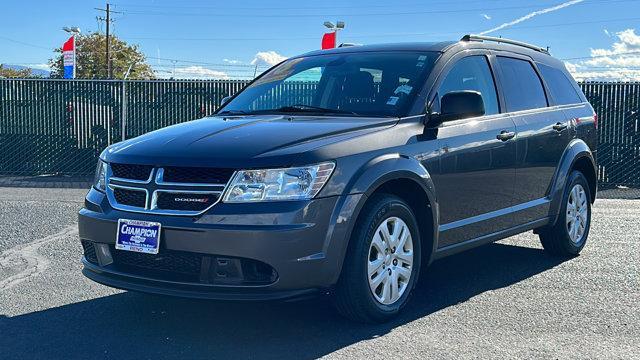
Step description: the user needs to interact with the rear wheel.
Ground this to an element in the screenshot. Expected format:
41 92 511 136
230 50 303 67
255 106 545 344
333 194 421 323
539 170 591 256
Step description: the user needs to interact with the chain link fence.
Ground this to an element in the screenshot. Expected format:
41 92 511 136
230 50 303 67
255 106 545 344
1 79 639 197
580 82 640 198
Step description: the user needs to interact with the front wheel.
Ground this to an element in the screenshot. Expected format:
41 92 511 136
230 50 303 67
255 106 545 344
539 170 592 256
333 194 421 323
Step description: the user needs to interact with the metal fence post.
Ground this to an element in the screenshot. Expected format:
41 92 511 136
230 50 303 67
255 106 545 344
121 80 127 142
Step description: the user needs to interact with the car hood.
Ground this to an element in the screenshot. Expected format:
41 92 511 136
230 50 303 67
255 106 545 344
102 115 398 168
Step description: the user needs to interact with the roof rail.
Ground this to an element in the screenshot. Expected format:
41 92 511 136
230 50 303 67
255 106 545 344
461 34 549 54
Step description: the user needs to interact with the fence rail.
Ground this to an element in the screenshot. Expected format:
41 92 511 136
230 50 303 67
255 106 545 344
1 79 639 190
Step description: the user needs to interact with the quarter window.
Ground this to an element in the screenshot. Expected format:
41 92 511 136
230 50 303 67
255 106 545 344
497 57 547 112
538 64 582 105
438 56 500 116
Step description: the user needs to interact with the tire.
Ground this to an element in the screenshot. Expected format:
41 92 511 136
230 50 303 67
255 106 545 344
539 170 592 256
333 194 421 323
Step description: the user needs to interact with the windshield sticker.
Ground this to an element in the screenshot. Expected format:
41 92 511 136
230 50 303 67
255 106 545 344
386 96 399 105
394 84 413 95
416 61 425 67
418 55 427 61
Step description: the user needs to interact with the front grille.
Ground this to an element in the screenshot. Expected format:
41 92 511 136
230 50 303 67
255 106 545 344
162 166 234 184
106 164 233 215
113 187 147 208
111 163 153 181
155 192 219 211
112 246 203 280
83 241 278 285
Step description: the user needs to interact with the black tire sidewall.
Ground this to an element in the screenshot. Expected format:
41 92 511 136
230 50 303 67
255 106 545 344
352 195 422 317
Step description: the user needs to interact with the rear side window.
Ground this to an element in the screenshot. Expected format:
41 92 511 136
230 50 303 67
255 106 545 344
538 64 582 105
438 56 500 115
497 57 547 112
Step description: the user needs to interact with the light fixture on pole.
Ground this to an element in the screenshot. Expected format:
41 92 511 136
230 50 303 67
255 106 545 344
62 26 81 35
322 20 345 50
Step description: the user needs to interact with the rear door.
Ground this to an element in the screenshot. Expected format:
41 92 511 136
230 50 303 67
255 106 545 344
429 54 517 248
494 56 569 224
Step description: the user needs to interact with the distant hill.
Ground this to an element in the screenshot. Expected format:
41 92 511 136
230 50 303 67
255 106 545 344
0 64 50 77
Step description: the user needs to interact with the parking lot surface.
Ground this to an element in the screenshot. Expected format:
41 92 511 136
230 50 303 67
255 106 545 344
0 187 638 359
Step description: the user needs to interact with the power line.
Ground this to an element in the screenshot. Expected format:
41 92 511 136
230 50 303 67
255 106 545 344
110 0 551 11
146 55 271 68
114 0 635 18
121 16 640 43
561 51 640 61
0 36 51 50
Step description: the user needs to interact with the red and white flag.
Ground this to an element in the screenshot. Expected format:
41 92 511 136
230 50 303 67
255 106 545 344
321 32 336 49
62 36 75 79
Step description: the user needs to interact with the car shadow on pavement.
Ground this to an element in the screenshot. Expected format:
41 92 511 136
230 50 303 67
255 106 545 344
0 242 567 359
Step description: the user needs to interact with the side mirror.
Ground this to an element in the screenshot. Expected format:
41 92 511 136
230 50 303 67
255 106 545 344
220 96 232 106
431 90 485 124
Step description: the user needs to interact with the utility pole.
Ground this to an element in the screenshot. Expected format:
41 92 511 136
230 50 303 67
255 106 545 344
96 3 121 79
106 3 110 78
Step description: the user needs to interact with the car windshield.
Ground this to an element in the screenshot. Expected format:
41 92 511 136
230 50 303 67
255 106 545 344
218 51 438 118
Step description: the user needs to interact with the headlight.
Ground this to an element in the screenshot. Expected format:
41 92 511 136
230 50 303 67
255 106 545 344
94 160 107 192
223 162 335 202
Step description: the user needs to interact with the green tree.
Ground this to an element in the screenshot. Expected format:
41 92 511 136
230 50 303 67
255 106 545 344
49 32 155 79
0 64 37 78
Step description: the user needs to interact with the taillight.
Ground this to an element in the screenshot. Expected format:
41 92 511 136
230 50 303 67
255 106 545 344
593 113 598 129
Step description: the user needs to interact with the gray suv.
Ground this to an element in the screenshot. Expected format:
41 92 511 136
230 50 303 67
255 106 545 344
79 35 598 323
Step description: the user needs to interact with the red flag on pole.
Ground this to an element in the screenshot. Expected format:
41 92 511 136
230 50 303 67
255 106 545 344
62 36 76 79
321 32 336 49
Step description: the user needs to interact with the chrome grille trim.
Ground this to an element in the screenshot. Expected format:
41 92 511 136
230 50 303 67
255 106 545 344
110 174 154 184
107 184 151 212
105 164 234 216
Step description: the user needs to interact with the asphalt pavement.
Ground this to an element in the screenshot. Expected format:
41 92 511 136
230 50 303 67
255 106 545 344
0 187 638 359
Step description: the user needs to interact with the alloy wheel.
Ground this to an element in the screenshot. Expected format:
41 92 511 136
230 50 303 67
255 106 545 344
566 184 588 244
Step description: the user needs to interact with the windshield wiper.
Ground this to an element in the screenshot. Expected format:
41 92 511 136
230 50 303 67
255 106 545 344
272 104 360 116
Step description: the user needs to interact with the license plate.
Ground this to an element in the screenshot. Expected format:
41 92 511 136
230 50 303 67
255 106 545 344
115 219 162 255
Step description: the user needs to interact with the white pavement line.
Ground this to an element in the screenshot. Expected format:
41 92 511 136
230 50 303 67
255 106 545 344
0 226 77 292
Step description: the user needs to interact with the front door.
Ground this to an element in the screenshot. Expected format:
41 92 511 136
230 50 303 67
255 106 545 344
429 55 517 248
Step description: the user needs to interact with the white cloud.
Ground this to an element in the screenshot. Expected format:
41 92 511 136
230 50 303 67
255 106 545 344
250 51 287 67
223 58 242 65
604 29 611 37
157 66 229 80
481 14 491 20
480 0 584 35
566 29 640 81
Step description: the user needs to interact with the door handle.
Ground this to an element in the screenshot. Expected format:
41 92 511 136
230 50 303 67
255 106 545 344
496 130 516 141
553 122 568 132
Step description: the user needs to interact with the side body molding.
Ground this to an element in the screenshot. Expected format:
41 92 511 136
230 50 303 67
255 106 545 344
336 153 440 265
547 138 597 224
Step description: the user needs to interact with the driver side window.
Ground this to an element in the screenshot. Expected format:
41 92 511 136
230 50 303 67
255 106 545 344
438 56 499 115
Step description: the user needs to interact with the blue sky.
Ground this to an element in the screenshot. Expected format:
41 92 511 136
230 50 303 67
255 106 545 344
2 0 640 80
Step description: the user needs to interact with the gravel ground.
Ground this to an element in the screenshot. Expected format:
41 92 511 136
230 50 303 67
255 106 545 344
0 188 638 359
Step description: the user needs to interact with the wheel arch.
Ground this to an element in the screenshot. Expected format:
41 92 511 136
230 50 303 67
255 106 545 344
548 139 597 225
336 154 440 273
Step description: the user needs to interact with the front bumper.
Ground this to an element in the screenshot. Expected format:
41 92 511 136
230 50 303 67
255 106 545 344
79 188 363 300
